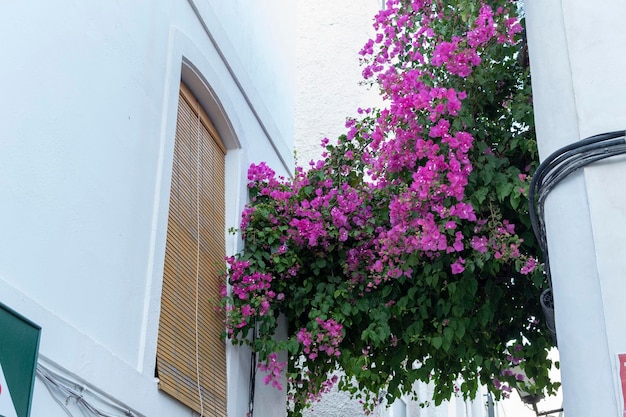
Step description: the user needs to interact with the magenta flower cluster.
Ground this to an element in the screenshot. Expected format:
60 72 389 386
257 352 286 390
297 318 344 361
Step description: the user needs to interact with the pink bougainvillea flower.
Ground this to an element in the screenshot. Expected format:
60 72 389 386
451 257 465 274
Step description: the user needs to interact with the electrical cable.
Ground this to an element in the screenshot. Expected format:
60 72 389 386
528 130 626 341
529 130 626 259
248 319 258 417
37 366 75 417
36 363 136 417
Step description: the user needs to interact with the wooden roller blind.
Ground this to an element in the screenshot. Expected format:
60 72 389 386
156 82 227 417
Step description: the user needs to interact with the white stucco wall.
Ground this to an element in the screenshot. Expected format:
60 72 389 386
525 0 626 415
195 0 295 164
295 0 383 166
0 1 293 416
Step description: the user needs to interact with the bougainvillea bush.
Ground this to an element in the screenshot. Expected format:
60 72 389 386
221 0 559 415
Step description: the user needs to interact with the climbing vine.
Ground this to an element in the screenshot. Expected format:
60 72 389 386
221 0 559 415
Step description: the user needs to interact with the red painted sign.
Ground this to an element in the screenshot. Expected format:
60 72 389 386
619 354 626 416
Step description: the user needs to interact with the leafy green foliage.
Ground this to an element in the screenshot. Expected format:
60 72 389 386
221 1 559 415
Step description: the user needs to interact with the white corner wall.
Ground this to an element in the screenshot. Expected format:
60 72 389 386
0 1 293 416
525 0 626 415
295 0 383 165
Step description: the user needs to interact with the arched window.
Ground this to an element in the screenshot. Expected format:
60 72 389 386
156 82 227 417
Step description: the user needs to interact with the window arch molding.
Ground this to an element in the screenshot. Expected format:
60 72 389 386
180 59 240 152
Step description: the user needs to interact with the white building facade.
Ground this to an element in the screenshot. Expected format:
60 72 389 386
0 1 294 416
525 0 626 415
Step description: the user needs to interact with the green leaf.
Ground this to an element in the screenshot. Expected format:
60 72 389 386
455 321 466 339
482 170 494 185
452 305 465 317
496 182 514 202
432 336 443 350
467 278 478 296
510 193 520 210
382 285 393 298
342 302 352 316
473 187 489 205
441 336 452 352
356 298 369 312
396 296 409 310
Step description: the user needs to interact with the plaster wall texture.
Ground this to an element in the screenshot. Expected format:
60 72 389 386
525 0 626 415
0 1 293 416
295 0 383 166
198 0 295 159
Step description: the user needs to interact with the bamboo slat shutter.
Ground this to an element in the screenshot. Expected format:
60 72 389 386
156 82 227 417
